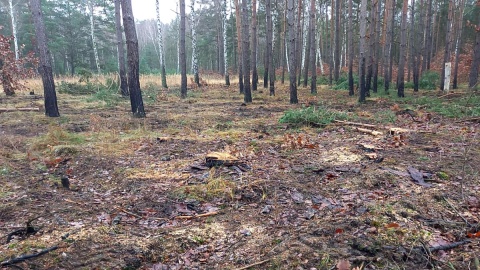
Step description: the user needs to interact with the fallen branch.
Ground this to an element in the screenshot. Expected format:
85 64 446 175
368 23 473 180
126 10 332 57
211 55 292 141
175 211 219 219
234 259 271 270
0 246 58 266
456 117 480 123
429 240 471 252
0 107 40 113
333 120 377 129
353 127 383 136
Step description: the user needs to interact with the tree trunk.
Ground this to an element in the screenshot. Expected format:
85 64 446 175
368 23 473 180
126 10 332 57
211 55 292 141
281 0 287 84
222 0 230 86
334 0 341 81
422 0 433 72
251 0 258 91
440 0 454 91
469 17 480 89
383 0 395 93
348 0 354 96
266 0 275 95
9 0 19 61
191 0 199 86
309 0 316 94
156 0 168 89
411 0 420 92
242 0 252 103
234 0 244 93
358 0 367 102
303 5 310 88
397 0 408 97
29 0 59 117
287 0 298 103
296 0 303 87
452 0 465 89
114 0 128 96
180 0 187 97
372 0 381 93
121 0 145 117
88 0 100 73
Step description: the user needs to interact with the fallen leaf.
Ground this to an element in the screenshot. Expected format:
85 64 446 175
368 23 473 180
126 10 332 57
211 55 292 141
335 228 344 234
386 223 400 228
336 259 351 270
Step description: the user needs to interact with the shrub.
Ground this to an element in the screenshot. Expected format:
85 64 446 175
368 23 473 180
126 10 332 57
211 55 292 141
279 106 349 127
419 71 439 90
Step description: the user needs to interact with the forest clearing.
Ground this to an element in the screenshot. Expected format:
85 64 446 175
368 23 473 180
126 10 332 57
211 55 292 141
1 75 479 269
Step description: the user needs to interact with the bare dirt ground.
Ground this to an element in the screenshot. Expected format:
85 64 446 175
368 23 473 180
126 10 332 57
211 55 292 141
0 82 479 270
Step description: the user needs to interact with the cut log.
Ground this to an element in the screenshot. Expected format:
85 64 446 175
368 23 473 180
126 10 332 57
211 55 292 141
0 107 40 113
353 127 383 136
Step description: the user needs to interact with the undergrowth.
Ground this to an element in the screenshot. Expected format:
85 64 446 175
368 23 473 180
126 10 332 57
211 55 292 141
279 106 350 127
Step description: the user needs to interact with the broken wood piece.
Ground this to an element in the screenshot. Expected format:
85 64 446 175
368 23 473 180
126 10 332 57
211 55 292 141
358 143 383 151
175 211 219 219
333 120 377 129
407 166 432 187
429 240 471 252
0 107 40 113
389 127 410 136
205 152 238 166
1 246 58 266
234 258 271 270
353 127 383 136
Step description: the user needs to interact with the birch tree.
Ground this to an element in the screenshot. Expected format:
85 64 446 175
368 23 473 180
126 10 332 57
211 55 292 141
9 0 19 61
156 0 167 88
180 0 187 97
287 0 298 104
191 0 199 86
222 0 229 85
309 0 316 94
30 0 60 117
88 0 100 73
114 0 127 96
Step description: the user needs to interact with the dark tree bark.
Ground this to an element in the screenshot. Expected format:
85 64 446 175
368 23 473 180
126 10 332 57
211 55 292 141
180 0 187 98
347 0 354 96
156 0 168 89
287 0 298 103
397 0 408 97
383 0 395 93
121 0 145 117
334 0 341 81
266 0 275 95
303 6 310 88
469 17 480 89
251 0 258 91
422 0 433 71
440 0 454 91
309 0 316 94
234 0 244 94
372 0 381 93
296 0 303 87
241 0 252 103
281 0 287 85
411 0 420 92
359 0 367 102
30 0 59 117
115 0 128 96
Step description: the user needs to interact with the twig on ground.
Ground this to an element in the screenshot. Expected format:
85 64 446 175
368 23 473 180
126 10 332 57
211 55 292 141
0 108 40 113
333 120 377 129
175 211 219 219
429 240 471 252
443 197 470 225
233 259 271 270
0 246 58 266
352 127 383 136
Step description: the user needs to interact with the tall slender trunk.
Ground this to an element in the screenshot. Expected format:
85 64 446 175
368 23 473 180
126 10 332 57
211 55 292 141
468 16 480 89
397 0 408 97
281 0 287 84
440 0 454 91
303 5 310 88
191 0 199 85
422 0 433 72
366 0 377 96
334 0 341 81
452 0 465 89
121 0 145 117
359 0 367 102
411 0 420 92
234 0 244 93
287 0 298 103
372 0 381 93
88 0 100 73
309 0 316 94
329 0 333 85
348 0 354 96
222 0 230 85
296 0 303 87
266 0 275 95
9 0 19 61
30 0 59 117
251 0 258 90
180 0 187 97
156 0 168 88
114 0 128 96
242 0 252 102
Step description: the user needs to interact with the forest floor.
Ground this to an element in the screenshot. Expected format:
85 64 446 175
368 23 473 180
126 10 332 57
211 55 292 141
0 79 479 270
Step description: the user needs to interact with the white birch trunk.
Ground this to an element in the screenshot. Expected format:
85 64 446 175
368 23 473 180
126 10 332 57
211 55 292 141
222 0 229 80
301 7 308 71
191 0 199 83
177 2 180 74
155 0 165 69
9 0 19 60
444 62 451 92
88 0 100 73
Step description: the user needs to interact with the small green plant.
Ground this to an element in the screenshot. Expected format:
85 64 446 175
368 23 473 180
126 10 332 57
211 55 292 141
279 106 349 127
419 71 439 90
436 171 449 180
373 110 397 123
